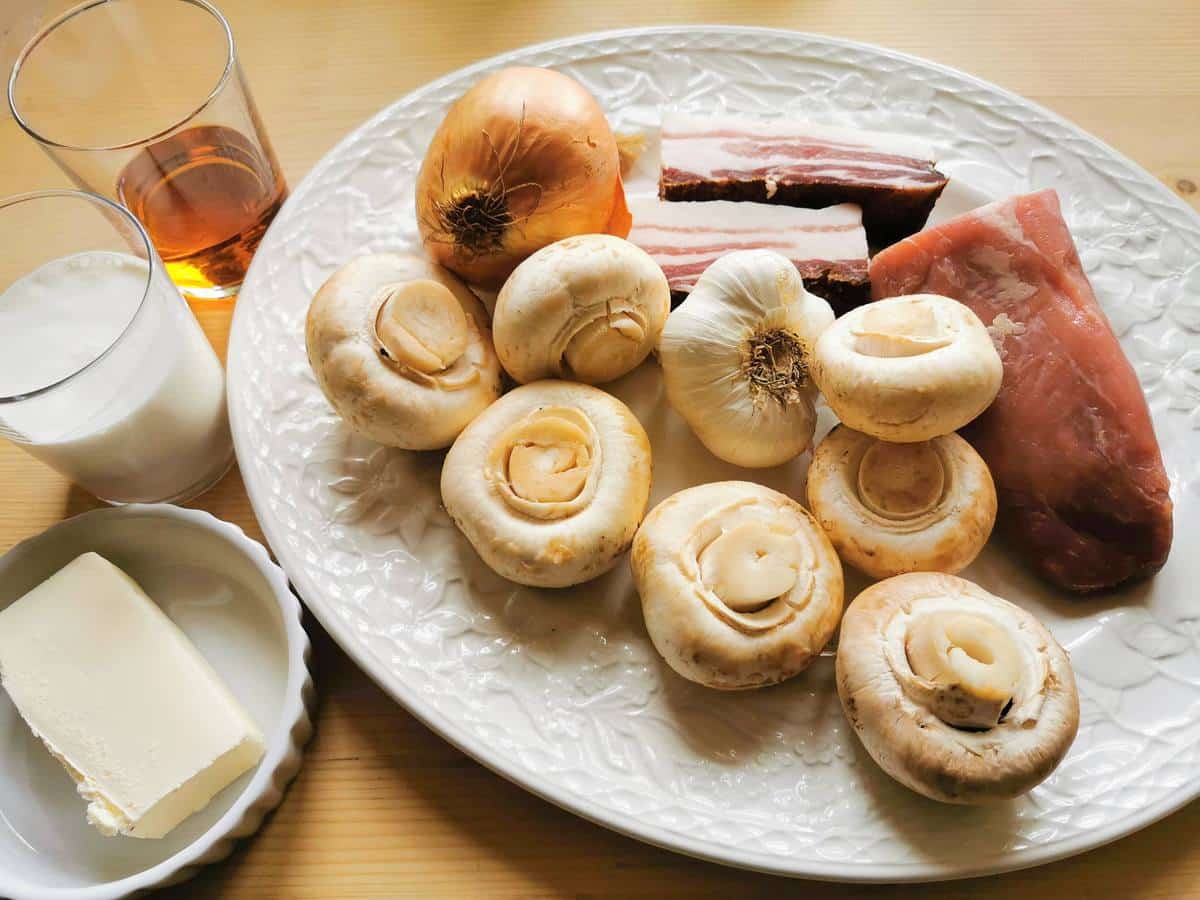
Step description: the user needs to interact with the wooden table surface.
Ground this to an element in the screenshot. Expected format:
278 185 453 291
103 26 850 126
2 1 1199 897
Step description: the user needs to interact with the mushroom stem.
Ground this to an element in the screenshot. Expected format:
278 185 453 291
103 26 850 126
563 310 648 383
503 412 593 504
487 406 601 520
851 298 953 358
374 279 469 375
906 611 1021 729
698 521 801 612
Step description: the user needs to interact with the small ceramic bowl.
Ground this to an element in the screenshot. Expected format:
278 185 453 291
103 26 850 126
0 505 314 900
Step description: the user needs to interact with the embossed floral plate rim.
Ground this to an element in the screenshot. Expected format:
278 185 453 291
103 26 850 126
227 26 1200 882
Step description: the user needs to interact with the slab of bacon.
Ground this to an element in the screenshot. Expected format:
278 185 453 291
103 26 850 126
627 198 870 313
870 189 1173 593
659 112 948 247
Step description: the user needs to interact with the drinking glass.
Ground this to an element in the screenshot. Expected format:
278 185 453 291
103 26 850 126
7 0 286 300
0 190 234 503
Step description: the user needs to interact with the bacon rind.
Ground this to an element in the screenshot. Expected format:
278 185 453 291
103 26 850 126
660 113 948 247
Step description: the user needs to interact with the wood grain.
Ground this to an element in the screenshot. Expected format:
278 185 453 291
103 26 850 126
1 1 1198 896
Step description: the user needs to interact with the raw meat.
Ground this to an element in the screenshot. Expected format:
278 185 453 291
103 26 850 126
659 112 948 247
627 198 870 313
869 189 1172 593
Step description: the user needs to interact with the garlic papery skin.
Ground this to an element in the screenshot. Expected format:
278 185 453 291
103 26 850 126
836 572 1079 804
441 380 652 588
658 250 834 468
306 253 502 449
492 235 669 385
631 481 844 690
811 294 1002 443
806 426 997 578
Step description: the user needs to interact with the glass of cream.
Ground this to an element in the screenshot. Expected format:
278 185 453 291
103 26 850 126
0 190 233 503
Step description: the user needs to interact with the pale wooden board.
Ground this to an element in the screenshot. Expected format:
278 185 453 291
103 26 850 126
0 1 1198 896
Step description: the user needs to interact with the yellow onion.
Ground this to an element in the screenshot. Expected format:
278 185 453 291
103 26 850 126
416 66 631 290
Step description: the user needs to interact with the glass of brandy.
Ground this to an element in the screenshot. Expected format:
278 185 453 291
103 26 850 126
7 0 286 300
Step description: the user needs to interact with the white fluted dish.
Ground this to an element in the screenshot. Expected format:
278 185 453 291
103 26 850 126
227 27 1200 882
0 504 313 900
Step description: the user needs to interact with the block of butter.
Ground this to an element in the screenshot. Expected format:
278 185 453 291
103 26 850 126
0 552 266 839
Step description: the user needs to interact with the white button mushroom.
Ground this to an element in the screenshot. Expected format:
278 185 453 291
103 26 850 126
657 250 835 468
440 380 652 588
806 426 997 579
305 253 502 450
811 294 1002 443
492 235 670 385
837 572 1080 804
631 481 844 690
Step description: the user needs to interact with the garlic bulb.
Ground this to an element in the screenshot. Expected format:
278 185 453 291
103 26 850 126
440 380 652 588
836 572 1080 804
631 481 844 689
492 235 670 385
658 250 834 468
806 426 997 578
305 253 502 449
811 294 1002 443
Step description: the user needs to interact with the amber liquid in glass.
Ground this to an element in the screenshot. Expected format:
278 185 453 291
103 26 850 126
118 124 286 298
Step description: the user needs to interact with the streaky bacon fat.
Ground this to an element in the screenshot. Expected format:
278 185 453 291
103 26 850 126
628 197 870 313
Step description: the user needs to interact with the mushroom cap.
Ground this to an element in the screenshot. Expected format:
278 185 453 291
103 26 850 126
836 572 1080 804
632 480 844 689
305 253 502 449
492 234 670 385
806 426 997 579
811 294 1002 443
440 380 652 588
658 249 835 468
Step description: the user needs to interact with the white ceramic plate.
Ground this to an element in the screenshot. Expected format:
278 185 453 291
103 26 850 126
0 505 314 900
227 27 1200 882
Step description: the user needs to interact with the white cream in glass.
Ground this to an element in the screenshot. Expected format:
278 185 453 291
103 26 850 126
0 190 231 503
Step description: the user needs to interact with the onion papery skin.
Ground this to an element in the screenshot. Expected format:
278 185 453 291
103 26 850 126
416 66 630 290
